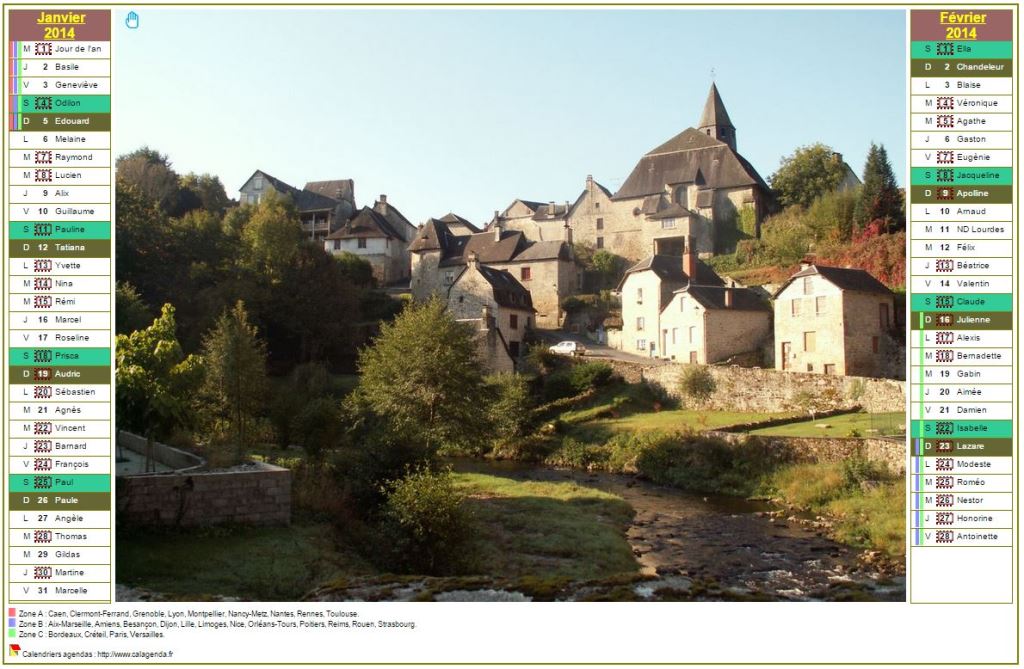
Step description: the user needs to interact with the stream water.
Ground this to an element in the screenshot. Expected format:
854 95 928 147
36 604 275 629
455 459 906 602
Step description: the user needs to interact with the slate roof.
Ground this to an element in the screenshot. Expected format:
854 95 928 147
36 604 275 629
678 285 771 312
512 240 573 262
614 129 768 200
646 202 696 220
474 264 535 311
438 212 481 233
531 202 571 221
325 207 402 241
409 219 452 252
374 200 416 240
698 83 735 130
773 264 894 298
618 254 726 310
439 230 528 267
241 170 342 213
304 179 354 204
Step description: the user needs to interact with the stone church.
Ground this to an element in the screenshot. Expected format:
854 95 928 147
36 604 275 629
547 84 772 261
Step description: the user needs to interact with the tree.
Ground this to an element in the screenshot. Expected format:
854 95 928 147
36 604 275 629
179 172 231 215
200 301 268 462
353 297 487 454
115 282 151 335
769 143 849 209
485 373 534 443
116 147 185 214
240 191 305 282
115 304 203 470
854 142 904 233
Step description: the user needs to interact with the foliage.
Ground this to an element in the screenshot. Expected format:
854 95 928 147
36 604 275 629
115 304 204 441
485 373 535 442
573 243 627 291
677 365 716 404
290 398 344 463
199 301 268 462
178 172 231 215
115 282 151 335
854 143 904 233
269 362 331 448
544 437 609 469
568 361 614 392
333 251 376 288
116 147 185 214
378 467 473 575
240 191 305 282
353 297 488 454
769 143 849 209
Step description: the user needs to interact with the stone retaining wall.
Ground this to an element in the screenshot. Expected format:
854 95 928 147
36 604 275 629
117 431 204 471
708 431 905 474
599 359 905 414
117 462 291 527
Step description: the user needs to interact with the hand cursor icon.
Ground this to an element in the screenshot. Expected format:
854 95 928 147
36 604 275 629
125 11 139 29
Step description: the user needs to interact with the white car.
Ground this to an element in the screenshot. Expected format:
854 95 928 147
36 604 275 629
549 341 586 357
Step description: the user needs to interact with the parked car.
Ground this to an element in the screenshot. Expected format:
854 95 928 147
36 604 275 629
549 341 586 357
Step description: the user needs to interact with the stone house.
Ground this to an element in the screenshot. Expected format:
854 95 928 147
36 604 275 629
490 199 573 242
238 170 356 242
409 220 580 328
435 212 481 236
448 253 536 372
659 284 772 364
324 195 417 284
563 84 772 261
773 264 896 377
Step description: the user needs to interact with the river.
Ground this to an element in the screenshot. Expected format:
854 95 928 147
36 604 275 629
454 459 906 602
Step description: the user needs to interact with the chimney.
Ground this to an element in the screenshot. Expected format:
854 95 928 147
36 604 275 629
374 194 388 215
724 286 734 309
563 222 573 245
548 201 556 218
586 174 593 186
467 251 479 269
683 235 697 282
481 303 493 329
493 218 503 242
564 200 571 218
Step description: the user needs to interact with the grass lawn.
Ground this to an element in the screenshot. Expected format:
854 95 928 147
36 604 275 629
116 516 375 601
454 472 638 581
602 409 795 434
749 411 905 438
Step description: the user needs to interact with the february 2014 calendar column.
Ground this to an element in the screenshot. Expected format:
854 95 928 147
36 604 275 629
908 8 1014 604
5 9 112 604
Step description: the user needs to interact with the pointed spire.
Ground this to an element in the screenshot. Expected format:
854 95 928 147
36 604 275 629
698 83 734 129
697 83 736 151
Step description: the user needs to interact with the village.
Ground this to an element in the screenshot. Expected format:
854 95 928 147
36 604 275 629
233 84 903 380
114 82 908 603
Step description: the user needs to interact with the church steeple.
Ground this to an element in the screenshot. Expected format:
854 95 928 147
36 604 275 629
698 83 736 152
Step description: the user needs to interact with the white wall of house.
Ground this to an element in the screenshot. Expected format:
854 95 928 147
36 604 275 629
660 293 707 363
619 271 667 357
774 275 846 374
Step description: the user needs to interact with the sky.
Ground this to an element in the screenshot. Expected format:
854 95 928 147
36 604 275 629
114 8 906 225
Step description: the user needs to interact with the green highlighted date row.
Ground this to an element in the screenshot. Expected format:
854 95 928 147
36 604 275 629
10 348 109 366
910 294 1012 312
16 95 110 113
9 221 110 240
9 474 110 493
912 421 1013 439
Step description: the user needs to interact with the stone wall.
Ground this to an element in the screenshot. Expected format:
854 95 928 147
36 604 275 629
599 359 905 414
709 431 905 475
117 462 291 527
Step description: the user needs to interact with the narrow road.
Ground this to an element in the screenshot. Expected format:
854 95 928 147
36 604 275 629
532 328 669 365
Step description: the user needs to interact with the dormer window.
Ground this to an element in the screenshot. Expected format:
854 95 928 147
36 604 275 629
254 176 263 190
675 186 688 208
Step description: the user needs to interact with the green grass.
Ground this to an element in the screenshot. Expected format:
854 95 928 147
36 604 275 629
453 472 638 581
749 411 905 438
602 408 794 434
116 517 375 601
766 461 905 558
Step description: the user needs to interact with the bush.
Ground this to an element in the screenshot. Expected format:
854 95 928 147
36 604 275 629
567 362 614 393
544 437 609 469
490 434 558 462
677 365 716 404
542 370 577 402
485 373 535 441
378 467 473 575
290 397 343 463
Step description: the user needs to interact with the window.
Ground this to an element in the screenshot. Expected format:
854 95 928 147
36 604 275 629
879 303 890 329
688 326 695 344
636 317 645 331
594 202 600 210
671 328 678 345
802 277 813 295
596 237 604 249
636 288 643 305
791 299 800 317
661 218 676 229
872 336 880 353
253 176 263 190
510 314 519 330
815 296 825 315
803 331 816 352
509 341 520 358
806 363 814 372
333 240 340 250
636 338 647 352
520 267 531 281
824 364 836 375
357 238 367 249
689 351 698 363
596 217 604 230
